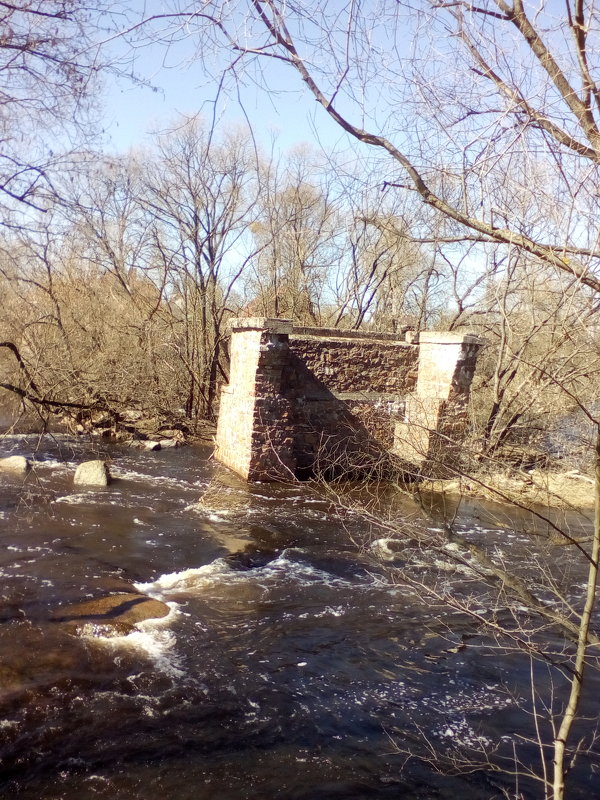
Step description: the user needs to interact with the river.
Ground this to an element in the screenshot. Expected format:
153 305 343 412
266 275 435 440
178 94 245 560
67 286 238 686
0 433 598 799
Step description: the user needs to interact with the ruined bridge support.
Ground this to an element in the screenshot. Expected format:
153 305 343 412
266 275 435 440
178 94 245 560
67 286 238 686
216 318 296 481
393 332 483 478
215 318 483 481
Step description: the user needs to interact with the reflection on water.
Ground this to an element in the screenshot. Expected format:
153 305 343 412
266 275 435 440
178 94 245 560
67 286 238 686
0 433 598 799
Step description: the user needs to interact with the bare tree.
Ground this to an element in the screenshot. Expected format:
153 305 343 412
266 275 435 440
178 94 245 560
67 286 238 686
134 0 600 289
141 117 262 420
246 148 340 324
332 204 438 331
471 258 600 463
0 0 123 221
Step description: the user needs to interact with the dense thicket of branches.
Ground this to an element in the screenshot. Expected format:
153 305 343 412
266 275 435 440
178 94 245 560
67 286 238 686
2 126 598 458
0 118 451 425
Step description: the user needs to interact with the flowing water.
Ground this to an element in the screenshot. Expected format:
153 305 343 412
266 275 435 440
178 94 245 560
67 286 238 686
0 434 598 799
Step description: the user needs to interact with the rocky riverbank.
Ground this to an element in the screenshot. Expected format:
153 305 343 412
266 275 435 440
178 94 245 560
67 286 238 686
0 404 216 447
421 468 596 509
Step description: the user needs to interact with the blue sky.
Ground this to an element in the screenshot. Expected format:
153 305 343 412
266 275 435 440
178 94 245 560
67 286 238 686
101 31 349 157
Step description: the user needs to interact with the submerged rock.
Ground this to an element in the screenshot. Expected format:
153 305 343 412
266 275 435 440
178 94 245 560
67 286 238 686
131 436 180 450
0 664 22 692
52 592 170 636
73 459 111 486
371 537 420 561
0 455 30 475
0 625 82 698
74 621 137 638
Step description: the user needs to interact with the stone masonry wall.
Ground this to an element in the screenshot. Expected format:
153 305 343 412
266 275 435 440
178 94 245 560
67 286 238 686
215 319 483 481
215 320 299 481
215 326 263 479
282 333 417 475
288 335 418 395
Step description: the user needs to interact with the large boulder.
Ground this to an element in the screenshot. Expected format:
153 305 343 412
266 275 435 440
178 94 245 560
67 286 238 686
73 459 111 486
52 593 171 637
0 455 30 475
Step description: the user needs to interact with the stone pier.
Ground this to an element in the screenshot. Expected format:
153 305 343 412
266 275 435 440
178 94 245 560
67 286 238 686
215 318 295 481
215 319 483 481
393 332 483 478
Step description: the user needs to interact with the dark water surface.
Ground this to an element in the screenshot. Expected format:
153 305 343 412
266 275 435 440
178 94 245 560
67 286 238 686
0 434 598 799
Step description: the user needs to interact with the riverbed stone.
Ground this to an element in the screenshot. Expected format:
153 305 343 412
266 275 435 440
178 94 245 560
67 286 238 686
371 537 420 561
157 429 185 440
0 629 81 698
52 592 170 636
73 459 111 486
0 455 30 475
0 664 22 692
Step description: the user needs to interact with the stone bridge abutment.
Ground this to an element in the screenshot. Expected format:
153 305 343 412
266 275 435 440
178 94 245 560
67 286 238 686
215 318 483 481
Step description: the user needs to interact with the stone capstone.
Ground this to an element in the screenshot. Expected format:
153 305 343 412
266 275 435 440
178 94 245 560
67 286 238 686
0 455 30 475
73 459 111 486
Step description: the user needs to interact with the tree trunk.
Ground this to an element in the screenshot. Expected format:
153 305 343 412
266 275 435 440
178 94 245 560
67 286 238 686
552 425 600 798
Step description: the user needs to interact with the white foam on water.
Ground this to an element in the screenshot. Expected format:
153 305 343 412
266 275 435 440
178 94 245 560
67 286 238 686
264 551 363 587
34 457 76 470
54 492 127 507
89 605 184 678
432 557 484 576
297 605 348 619
0 432 63 443
248 492 292 501
186 506 233 520
433 717 495 750
112 467 197 489
370 538 419 561
108 629 184 678
185 502 259 518
54 493 100 505
136 551 360 603
443 542 462 553
136 559 236 599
